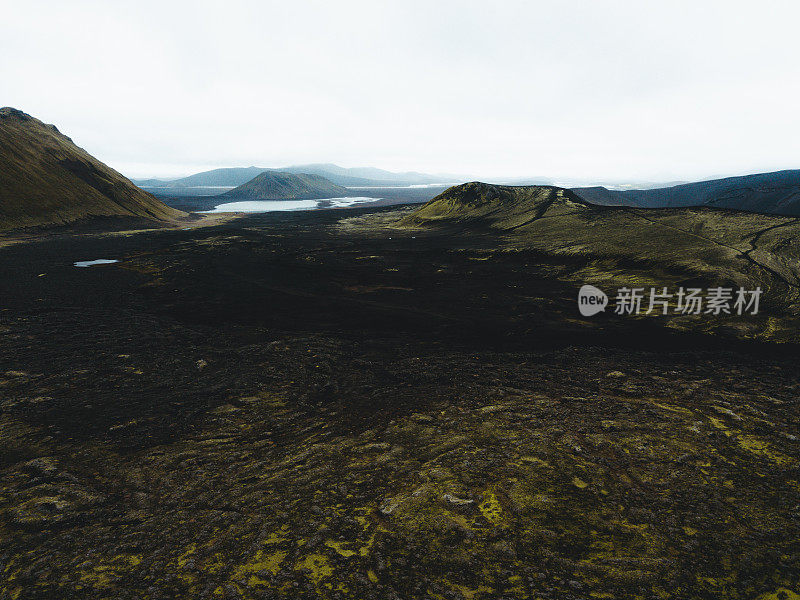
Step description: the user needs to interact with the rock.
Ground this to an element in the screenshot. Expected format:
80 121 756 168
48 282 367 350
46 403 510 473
443 493 474 506
9 483 105 528
380 498 401 515
358 442 391 453
568 579 584 590
423 467 457 482
20 456 58 477
606 371 626 378
409 413 434 422
712 405 742 421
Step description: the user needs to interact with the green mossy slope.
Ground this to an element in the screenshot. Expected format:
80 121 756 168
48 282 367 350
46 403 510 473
0 107 185 231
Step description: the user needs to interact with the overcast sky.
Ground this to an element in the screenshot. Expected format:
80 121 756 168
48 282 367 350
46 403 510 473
2 0 799 182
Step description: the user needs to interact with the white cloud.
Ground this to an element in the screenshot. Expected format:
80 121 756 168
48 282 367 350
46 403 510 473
2 0 798 181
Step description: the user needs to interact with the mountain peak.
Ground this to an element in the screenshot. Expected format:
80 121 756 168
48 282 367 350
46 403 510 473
0 107 33 121
401 183 588 228
223 171 348 200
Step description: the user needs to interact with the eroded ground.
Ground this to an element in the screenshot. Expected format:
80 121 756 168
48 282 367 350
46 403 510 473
1 207 799 599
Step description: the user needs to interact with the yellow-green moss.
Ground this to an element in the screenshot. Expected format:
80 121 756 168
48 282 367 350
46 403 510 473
232 549 287 586
756 588 800 600
295 553 334 584
78 554 142 588
738 435 795 466
573 476 589 489
479 491 504 524
325 540 357 557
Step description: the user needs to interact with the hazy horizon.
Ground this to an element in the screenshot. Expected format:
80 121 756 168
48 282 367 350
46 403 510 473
3 0 799 182
124 162 795 189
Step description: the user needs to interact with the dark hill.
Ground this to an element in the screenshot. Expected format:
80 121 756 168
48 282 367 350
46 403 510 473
0 108 185 231
571 170 800 215
221 171 349 200
400 182 589 229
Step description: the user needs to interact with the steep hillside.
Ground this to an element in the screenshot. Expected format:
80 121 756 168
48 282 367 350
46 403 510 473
0 108 185 231
221 171 349 200
572 170 800 215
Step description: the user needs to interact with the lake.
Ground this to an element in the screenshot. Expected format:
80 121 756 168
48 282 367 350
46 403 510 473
201 197 381 213
74 259 119 267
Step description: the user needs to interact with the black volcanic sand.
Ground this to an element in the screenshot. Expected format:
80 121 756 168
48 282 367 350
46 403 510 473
1 206 799 600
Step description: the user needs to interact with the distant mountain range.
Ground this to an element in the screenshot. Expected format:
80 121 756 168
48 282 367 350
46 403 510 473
134 163 460 189
4 107 799 225
133 163 459 189
570 170 800 215
135 167 800 216
134 167 266 189
136 166 800 217
222 171 348 200
0 108 184 231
